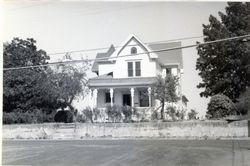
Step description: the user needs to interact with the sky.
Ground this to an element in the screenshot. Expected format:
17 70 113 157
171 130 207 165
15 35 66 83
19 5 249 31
2 1 228 117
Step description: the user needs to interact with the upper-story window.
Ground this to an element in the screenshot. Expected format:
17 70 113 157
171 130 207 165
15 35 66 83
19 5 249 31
128 61 141 77
135 61 141 76
128 62 133 77
131 47 137 54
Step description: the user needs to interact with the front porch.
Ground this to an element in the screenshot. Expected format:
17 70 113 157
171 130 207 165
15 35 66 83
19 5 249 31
88 77 157 109
90 87 154 109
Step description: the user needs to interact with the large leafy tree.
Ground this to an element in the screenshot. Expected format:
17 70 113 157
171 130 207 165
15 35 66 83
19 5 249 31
154 74 179 119
196 2 250 101
51 56 89 112
3 38 57 113
3 38 89 117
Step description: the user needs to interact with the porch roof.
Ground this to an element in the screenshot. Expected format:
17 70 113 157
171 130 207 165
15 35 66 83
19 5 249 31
88 77 156 89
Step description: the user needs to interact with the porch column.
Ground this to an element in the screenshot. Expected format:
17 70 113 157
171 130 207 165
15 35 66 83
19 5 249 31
110 88 114 107
93 89 98 108
148 87 152 107
130 88 135 107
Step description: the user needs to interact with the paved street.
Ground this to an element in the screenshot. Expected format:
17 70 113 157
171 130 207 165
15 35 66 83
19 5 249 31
2 139 250 166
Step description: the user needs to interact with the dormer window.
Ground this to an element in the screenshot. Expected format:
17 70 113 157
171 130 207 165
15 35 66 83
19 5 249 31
131 47 137 54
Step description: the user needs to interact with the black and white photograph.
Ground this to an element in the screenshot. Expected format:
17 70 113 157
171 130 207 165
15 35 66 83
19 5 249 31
1 1 250 165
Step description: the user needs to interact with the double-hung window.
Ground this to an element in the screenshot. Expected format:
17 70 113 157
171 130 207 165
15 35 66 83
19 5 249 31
135 62 141 76
127 61 141 77
128 62 133 77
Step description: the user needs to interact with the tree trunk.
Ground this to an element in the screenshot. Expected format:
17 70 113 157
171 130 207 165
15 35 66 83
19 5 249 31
161 99 165 120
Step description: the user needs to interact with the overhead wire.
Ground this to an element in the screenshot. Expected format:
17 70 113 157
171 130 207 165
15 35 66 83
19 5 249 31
47 35 205 56
3 33 250 71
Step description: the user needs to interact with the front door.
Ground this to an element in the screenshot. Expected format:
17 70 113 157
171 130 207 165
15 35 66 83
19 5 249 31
123 94 131 106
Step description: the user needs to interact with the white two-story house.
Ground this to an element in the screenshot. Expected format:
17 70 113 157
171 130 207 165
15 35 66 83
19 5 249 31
88 34 184 111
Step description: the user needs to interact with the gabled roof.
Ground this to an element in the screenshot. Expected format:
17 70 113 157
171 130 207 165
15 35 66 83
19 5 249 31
109 34 158 59
91 35 183 74
91 45 115 73
148 42 183 68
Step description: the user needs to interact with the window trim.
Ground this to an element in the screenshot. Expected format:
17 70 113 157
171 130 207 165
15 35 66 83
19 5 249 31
135 61 141 76
131 47 137 54
127 61 141 77
128 62 133 77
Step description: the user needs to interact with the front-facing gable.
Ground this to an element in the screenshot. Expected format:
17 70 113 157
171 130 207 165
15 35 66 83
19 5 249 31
91 34 183 79
109 34 158 59
110 34 158 78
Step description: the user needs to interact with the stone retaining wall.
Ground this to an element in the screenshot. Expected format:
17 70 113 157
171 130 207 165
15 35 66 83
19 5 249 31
3 120 249 140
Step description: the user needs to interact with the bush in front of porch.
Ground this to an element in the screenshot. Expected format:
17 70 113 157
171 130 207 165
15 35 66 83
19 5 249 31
106 105 123 123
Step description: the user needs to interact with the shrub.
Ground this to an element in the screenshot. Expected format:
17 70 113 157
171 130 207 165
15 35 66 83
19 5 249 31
106 105 122 122
121 106 133 122
235 102 248 115
76 114 86 123
54 110 73 123
188 109 198 120
3 109 56 124
207 94 236 119
176 108 186 120
93 108 101 121
3 112 18 124
166 106 177 121
82 107 93 123
235 88 250 115
151 111 159 120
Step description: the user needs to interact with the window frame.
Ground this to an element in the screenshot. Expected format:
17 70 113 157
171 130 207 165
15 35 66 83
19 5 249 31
131 47 137 54
127 61 142 77
135 61 141 76
127 62 133 77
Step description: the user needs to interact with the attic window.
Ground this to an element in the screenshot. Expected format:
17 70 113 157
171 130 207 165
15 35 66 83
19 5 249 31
131 47 137 54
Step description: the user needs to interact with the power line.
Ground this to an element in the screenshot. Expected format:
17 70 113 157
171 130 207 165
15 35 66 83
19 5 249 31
47 35 205 56
3 34 250 71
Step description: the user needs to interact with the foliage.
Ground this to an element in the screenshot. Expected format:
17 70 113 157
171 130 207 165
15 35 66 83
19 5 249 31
3 109 55 124
76 114 86 123
154 74 179 119
166 106 177 121
3 38 58 114
196 2 250 101
151 111 160 121
175 108 186 120
206 94 236 119
50 54 90 112
3 38 89 123
92 108 101 121
54 110 74 123
188 109 198 120
82 107 93 123
121 106 133 122
235 88 250 115
106 105 123 122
